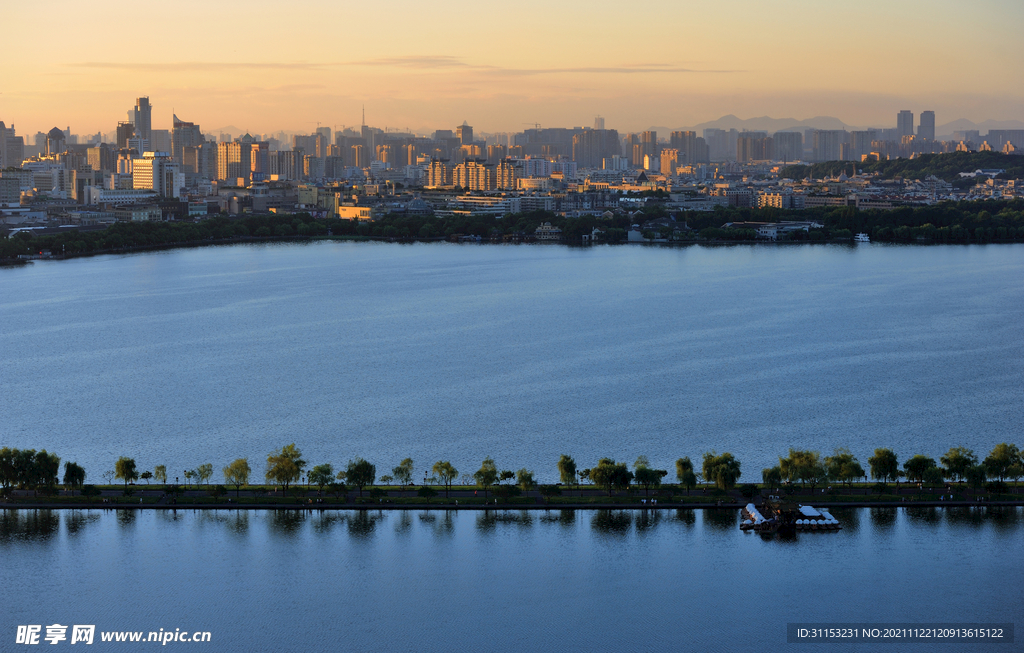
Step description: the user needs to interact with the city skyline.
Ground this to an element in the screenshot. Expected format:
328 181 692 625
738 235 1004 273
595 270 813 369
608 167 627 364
2 0 1021 135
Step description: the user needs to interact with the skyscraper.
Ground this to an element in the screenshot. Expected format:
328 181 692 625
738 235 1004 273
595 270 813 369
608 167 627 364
129 97 152 143
918 111 935 140
456 123 474 145
897 110 914 139
594 116 605 130
172 115 204 165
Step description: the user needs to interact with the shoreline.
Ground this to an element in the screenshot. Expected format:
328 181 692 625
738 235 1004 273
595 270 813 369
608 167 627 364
3 500 1021 512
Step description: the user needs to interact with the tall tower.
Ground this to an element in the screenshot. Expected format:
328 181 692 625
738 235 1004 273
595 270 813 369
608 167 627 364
594 116 605 130
129 97 153 143
918 111 935 140
457 122 474 145
897 110 914 139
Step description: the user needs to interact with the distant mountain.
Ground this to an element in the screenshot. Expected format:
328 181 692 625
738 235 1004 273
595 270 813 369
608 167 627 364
649 114 852 135
649 115 1024 138
936 118 1024 139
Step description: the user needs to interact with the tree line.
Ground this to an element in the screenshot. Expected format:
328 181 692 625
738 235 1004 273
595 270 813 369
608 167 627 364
5 442 1021 498
4 195 1024 262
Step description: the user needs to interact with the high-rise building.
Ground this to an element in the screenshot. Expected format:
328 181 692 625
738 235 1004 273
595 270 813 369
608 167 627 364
116 122 135 149
217 142 251 182
813 130 846 162
0 121 25 168
132 151 181 198
918 111 935 140
594 116 605 130
45 127 66 157
496 159 517 190
772 132 803 162
456 123 474 145
87 145 114 173
897 110 914 139
571 128 621 168
660 148 679 175
453 160 494 190
129 97 153 143
736 134 772 162
171 115 204 166
427 160 452 187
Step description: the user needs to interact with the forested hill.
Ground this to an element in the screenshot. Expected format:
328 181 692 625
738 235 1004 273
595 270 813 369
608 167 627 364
781 152 1024 182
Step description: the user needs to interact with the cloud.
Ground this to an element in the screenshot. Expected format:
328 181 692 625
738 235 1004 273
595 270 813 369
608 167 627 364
66 58 739 76
67 62 326 72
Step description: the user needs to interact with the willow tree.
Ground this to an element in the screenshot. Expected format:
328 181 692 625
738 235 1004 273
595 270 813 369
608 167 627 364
557 455 577 496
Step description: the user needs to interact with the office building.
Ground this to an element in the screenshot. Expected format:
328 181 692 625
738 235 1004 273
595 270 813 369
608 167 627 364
737 134 772 162
129 97 153 142
132 151 182 198
171 115 204 166
918 111 935 140
456 123 474 145
897 110 914 139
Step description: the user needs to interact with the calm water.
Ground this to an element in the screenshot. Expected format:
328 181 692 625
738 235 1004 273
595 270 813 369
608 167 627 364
1 506 1021 652
2 242 1022 481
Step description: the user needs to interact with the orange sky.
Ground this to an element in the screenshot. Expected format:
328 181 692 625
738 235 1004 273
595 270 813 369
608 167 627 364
2 0 1021 136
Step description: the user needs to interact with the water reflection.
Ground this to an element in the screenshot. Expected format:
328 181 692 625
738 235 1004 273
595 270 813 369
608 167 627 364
702 509 736 531
116 509 137 530
348 511 383 538
673 509 696 527
394 511 413 535
538 509 576 528
591 509 631 535
226 510 250 536
905 506 942 524
476 510 533 532
0 509 61 542
64 510 100 535
269 510 305 536
869 507 897 529
311 511 343 535
634 509 662 534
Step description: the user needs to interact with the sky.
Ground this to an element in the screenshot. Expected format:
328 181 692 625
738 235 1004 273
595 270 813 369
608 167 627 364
2 0 1022 136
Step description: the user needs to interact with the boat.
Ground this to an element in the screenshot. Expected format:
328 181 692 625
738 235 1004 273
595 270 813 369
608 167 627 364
743 499 841 534
854 233 870 242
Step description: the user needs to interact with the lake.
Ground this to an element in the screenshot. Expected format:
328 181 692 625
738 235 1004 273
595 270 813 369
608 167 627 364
1 506 1020 652
2 242 1021 482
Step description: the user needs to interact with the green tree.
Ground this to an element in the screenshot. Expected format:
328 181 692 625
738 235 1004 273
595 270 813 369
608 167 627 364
634 467 668 497
634 456 650 470
140 471 153 485
0 447 15 489
62 462 86 493
965 464 987 491
762 466 782 492
557 454 577 496
346 458 376 497
517 468 536 493
983 443 1020 481
266 443 306 492
939 446 976 483
115 457 138 492
392 458 414 489
432 461 458 498
196 463 213 486
498 470 516 486
379 475 394 485
824 448 863 491
702 452 741 491
474 457 498 498
417 486 438 502
675 457 694 484
308 464 335 494
154 465 167 485
34 450 61 491
578 469 591 488
590 458 633 496
223 458 252 497
923 466 945 488
779 449 825 490
903 454 937 484
868 448 900 486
